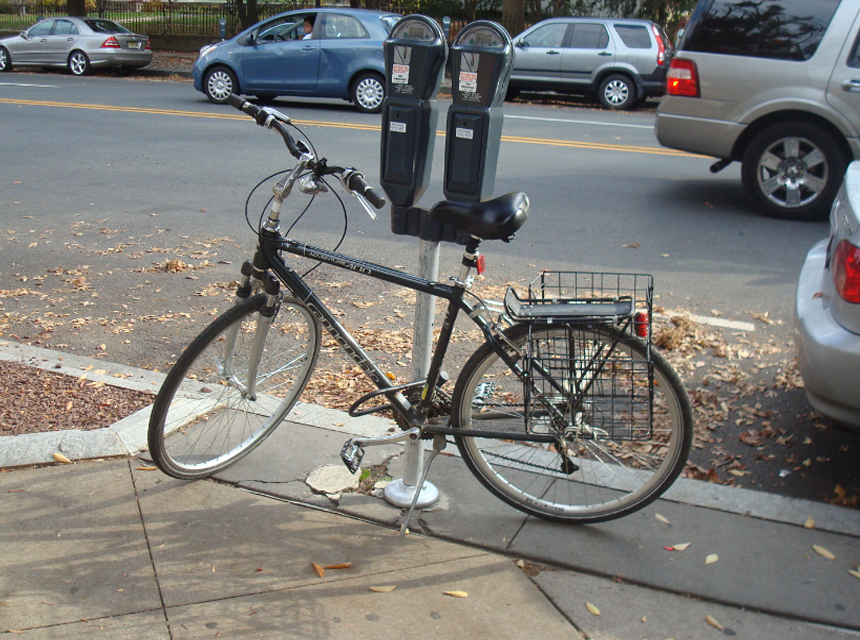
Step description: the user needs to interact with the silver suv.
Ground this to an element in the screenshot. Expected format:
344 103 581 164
508 17 673 110
655 0 860 221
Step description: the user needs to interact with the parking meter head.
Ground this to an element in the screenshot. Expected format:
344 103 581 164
443 21 514 203
380 15 448 209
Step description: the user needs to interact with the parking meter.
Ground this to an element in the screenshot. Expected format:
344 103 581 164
443 21 513 202
379 15 447 209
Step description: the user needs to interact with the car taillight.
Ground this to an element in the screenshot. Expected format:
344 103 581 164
652 24 666 66
145 38 151 50
833 239 860 303
101 36 121 49
667 58 699 97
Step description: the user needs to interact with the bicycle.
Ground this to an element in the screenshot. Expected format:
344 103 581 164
147 94 693 528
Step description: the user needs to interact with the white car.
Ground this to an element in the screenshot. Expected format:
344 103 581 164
795 161 860 430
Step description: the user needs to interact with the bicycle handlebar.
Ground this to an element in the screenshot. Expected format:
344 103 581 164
226 93 387 210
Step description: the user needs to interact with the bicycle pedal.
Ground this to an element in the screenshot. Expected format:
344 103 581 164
340 440 365 474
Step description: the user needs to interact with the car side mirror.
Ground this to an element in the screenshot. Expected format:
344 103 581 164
516 39 526 48
20 31 29 39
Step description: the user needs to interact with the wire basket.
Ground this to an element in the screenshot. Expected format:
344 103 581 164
523 323 654 441
504 271 653 341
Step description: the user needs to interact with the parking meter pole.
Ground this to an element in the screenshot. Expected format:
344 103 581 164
379 16 448 511
383 238 440 508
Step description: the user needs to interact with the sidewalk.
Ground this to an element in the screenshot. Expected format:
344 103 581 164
2 340 859 639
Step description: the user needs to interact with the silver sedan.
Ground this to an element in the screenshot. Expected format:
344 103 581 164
0 17 151 76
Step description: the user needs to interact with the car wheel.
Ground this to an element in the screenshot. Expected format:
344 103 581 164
598 74 635 110
352 72 384 114
68 51 90 76
204 66 238 104
741 121 846 221
0 47 11 72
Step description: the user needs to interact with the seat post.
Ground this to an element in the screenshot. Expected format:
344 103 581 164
457 236 482 285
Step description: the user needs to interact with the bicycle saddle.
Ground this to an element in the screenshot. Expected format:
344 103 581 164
429 192 529 242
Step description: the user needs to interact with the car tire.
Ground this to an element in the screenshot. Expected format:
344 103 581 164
204 66 238 104
505 86 520 101
0 47 11 72
68 50 90 76
598 74 635 110
351 72 384 114
741 121 846 221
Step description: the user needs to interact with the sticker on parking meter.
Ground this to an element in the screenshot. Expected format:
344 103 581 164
390 121 407 133
455 127 474 140
459 52 480 93
392 63 410 84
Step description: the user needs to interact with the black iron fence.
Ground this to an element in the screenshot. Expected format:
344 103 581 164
0 1 547 41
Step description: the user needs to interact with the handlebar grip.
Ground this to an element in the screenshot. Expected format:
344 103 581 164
227 93 269 127
347 172 387 209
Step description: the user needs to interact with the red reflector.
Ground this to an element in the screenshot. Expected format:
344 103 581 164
833 239 860 303
145 38 151 50
101 36 121 49
667 58 699 97
476 254 486 275
634 311 650 338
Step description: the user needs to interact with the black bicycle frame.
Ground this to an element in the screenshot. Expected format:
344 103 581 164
250 229 562 444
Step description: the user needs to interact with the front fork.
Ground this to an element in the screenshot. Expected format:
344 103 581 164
221 260 281 401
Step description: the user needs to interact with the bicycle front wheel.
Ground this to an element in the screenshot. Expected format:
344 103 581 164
148 294 320 479
451 323 692 524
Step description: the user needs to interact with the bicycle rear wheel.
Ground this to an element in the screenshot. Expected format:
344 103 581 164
148 294 320 479
451 323 692 523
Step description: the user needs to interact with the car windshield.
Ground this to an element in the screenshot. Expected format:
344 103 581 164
84 19 132 34
380 15 401 33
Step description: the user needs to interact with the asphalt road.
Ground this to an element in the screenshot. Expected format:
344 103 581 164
1 72 857 507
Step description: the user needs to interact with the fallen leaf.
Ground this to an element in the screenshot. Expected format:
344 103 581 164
640 615 646 622
727 469 750 477
444 591 468 598
835 485 847 497
655 513 671 525
848 569 860 580
705 614 723 630
585 602 601 616
705 554 719 565
53 453 72 464
324 563 352 570
739 431 764 447
136 466 158 471
311 563 325 577
812 545 835 560
369 585 396 593
673 542 692 551
803 516 815 529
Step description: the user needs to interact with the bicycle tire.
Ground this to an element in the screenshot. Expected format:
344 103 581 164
148 294 320 479
451 323 692 523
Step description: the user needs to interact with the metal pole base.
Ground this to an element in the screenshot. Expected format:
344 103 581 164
383 478 439 509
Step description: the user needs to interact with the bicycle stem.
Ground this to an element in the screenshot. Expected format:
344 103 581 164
264 153 313 232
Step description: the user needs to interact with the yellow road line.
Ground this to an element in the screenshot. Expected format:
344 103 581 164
0 97 696 157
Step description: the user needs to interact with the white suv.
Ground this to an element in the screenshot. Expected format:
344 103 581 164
655 0 860 220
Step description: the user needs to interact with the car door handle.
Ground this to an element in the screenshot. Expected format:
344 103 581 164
598 51 612 56
841 79 860 93
301 46 315 52
546 50 560 55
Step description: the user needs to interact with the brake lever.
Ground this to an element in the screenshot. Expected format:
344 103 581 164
260 106 291 125
352 192 378 221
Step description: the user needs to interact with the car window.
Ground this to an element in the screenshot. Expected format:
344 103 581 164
523 23 567 48
322 14 368 40
256 17 304 43
684 0 840 61
614 24 651 49
84 19 132 35
380 15 401 33
52 20 79 36
569 23 609 49
28 21 53 37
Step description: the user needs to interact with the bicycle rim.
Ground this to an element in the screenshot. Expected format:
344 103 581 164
452 324 692 523
148 295 320 479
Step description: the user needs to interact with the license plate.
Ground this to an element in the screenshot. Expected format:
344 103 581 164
128 42 141 49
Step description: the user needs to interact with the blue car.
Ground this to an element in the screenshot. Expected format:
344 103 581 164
193 9 400 113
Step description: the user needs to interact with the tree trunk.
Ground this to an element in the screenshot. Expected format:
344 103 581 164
68 0 86 17
502 0 525 38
